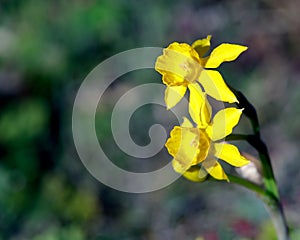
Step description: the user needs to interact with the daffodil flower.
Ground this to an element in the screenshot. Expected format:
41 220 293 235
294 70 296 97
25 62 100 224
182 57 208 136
155 36 248 109
165 103 250 181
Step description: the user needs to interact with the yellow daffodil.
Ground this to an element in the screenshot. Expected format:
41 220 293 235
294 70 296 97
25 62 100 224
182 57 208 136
155 35 248 109
165 102 250 181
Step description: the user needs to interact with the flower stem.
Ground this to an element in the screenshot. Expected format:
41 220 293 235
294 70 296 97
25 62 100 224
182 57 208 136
208 174 275 202
248 135 279 199
228 85 290 240
227 174 268 197
263 198 290 240
224 133 250 141
210 174 290 240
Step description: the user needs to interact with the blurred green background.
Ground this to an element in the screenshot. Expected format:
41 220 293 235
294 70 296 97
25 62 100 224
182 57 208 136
1 0 300 239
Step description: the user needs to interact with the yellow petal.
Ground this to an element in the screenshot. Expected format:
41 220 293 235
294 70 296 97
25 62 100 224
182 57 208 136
199 97 212 129
166 127 200 173
192 35 212 58
165 85 187 109
214 143 250 167
206 108 243 141
202 158 228 181
181 117 193 128
182 166 208 182
188 83 211 128
198 70 238 103
167 42 201 60
205 43 248 68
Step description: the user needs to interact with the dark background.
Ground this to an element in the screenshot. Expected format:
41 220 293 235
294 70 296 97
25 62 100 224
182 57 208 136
0 0 300 239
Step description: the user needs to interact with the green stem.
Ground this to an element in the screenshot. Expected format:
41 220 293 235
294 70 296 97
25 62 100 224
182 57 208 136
209 174 289 240
215 174 271 198
263 199 290 240
228 85 279 198
248 134 279 199
224 133 249 141
225 133 279 199
208 174 275 201
228 86 290 239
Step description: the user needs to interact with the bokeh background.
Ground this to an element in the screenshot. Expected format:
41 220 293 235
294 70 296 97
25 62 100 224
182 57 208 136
1 0 300 239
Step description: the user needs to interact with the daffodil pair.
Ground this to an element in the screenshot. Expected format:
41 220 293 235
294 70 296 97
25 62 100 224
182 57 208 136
155 35 250 181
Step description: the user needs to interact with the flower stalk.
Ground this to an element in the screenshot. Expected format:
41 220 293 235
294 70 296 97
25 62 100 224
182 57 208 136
209 172 289 240
228 86 290 240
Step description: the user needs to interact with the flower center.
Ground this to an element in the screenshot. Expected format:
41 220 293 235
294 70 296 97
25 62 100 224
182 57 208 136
179 61 190 72
190 138 198 148
179 59 201 83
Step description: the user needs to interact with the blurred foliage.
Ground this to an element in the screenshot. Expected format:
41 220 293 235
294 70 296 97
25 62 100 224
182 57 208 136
0 0 300 239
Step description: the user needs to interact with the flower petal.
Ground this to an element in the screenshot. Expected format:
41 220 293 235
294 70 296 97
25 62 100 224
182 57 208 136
167 42 201 60
165 85 187 109
202 158 228 181
198 70 238 103
181 117 193 128
205 43 248 68
182 166 208 182
192 35 212 58
188 83 211 127
214 143 250 167
206 108 243 141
